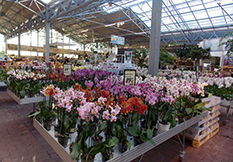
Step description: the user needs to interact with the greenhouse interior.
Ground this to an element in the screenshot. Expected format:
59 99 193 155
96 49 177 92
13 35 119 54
0 0 233 161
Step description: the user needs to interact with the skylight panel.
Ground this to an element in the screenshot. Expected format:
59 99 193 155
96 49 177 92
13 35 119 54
198 19 212 28
207 8 222 18
186 21 199 29
139 3 151 12
163 17 173 24
178 8 190 14
41 0 52 4
172 0 186 5
190 4 204 12
211 17 225 26
161 26 169 32
131 6 141 13
182 13 195 21
194 11 208 19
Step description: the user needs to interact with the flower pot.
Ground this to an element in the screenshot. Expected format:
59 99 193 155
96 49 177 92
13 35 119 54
104 132 113 140
54 126 61 138
81 155 95 162
102 151 113 162
69 124 76 134
133 137 143 146
92 136 103 146
58 136 69 147
158 122 170 134
43 121 52 131
117 143 128 153
89 125 96 135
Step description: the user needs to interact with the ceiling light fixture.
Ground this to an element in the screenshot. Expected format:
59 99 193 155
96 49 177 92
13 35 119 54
81 29 89 33
116 22 124 27
135 32 146 35
104 23 116 27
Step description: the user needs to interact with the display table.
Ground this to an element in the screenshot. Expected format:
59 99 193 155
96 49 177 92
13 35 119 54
33 119 75 162
7 89 43 105
33 111 208 162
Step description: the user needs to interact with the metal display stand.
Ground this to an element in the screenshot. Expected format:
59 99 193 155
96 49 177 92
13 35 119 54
7 89 43 105
33 112 208 162
7 89 43 114
221 100 233 125
108 111 208 162
33 118 76 162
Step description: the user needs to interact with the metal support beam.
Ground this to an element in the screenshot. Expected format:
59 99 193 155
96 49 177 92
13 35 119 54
148 0 162 76
18 33 21 57
120 7 150 36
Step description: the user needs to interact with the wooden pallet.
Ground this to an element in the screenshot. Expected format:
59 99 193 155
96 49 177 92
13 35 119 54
192 126 219 148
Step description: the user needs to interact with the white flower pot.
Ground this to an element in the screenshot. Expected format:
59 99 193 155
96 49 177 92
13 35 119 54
158 122 171 134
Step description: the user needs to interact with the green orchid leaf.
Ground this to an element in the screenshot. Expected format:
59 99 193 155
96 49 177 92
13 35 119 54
126 141 131 150
28 111 40 117
64 115 70 132
147 139 156 146
107 137 119 147
20 90 26 98
140 134 147 142
127 127 139 137
193 102 205 110
146 129 153 139
163 106 172 121
70 142 80 160
185 108 192 115
118 129 125 139
89 142 106 156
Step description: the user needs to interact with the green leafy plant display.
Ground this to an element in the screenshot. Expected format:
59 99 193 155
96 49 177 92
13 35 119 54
134 48 149 68
220 31 233 56
159 43 177 69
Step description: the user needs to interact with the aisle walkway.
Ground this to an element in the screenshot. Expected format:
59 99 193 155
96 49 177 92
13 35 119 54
0 91 232 162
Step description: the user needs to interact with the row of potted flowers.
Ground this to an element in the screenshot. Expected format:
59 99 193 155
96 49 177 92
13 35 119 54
32 72 210 161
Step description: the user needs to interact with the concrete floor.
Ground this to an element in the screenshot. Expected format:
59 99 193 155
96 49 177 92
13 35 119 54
0 91 232 162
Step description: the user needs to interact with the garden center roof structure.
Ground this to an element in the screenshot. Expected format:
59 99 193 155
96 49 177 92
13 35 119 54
0 0 233 47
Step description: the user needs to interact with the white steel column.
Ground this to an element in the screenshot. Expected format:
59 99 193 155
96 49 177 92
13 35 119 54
30 30 32 56
37 30 39 56
18 34 21 57
4 36 7 54
45 21 50 62
148 0 162 76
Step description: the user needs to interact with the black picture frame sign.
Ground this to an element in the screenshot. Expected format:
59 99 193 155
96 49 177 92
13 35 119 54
63 64 72 76
123 69 136 86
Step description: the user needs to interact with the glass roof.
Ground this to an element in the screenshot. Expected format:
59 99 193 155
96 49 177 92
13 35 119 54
101 0 233 36
41 0 52 4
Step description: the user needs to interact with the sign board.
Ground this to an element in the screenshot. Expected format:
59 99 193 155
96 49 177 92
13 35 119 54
124 51 132 64
111 35 125 45
63 64 72 76
124 69 136 86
